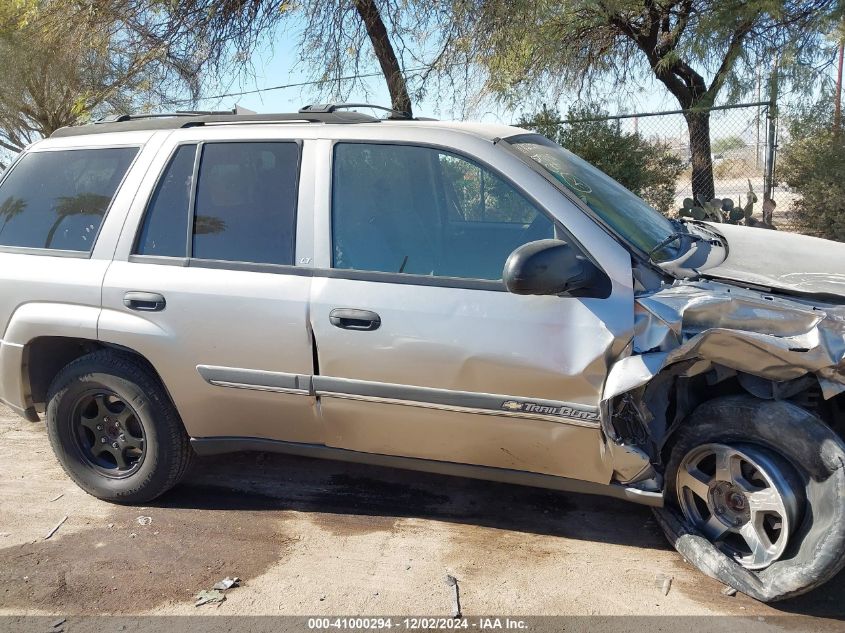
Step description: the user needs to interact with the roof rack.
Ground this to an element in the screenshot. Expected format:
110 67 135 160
50 106 382 138
299 102 412 119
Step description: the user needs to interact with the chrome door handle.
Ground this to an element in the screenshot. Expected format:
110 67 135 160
124 291 166 312
329 308 381 331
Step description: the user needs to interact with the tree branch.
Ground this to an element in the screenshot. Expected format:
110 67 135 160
703 18 755 105
353 0 412 116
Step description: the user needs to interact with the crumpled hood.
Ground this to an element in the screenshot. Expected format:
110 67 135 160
701 222 845 300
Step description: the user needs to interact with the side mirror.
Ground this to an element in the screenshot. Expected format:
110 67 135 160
503 239 605 296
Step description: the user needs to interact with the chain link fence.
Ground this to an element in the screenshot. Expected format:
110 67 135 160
557 102 803 233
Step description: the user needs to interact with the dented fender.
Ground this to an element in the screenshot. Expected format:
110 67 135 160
600 279 845 478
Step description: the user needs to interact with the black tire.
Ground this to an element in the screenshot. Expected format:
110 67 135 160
45 350 192 504
661 395 845 601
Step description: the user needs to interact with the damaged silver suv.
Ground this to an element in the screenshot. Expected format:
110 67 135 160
1 105 843 602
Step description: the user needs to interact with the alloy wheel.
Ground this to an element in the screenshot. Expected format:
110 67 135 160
676 442 802 570
72 390 146 477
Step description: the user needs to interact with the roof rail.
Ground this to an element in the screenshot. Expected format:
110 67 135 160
300 102 412 119
93 105 259 125
51 108 381 138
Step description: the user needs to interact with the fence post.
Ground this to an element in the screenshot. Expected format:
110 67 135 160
763 60 779 212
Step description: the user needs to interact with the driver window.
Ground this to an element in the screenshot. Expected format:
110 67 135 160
332 143 555 282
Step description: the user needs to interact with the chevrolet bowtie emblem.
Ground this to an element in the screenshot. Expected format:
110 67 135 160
501 400 523 412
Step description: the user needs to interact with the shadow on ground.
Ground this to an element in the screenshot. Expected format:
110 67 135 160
1 449 843 618
163 451 668 547
170 451 845 620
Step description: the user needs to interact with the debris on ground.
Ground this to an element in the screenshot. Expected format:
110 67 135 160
655 573 673 596
49 493 64 502
50 618 66 629
213 576 241 590
0 532 9 537
721 585 738 597
44 516 68 540
196 576 242 607
136 516 152 526
194 589 226 607
445 574 461 618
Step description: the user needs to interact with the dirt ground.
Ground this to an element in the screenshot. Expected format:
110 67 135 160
0 404 843 630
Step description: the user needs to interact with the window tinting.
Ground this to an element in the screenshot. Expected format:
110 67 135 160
0 147 137 252
192 142 299 265
135 144 196 257
332 143 555 281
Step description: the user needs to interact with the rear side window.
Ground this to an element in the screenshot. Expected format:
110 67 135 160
135 144 196 257
0 147 137 252
193 142 299 265
134 142 299 265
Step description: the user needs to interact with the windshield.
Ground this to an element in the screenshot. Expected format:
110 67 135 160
506 134 683 261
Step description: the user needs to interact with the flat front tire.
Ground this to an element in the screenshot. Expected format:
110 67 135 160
662 395 845 601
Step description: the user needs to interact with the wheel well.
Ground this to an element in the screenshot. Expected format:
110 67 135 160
608 361 845 471
23 337 170 413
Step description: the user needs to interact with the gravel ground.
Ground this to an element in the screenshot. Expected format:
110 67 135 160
0 404 842 630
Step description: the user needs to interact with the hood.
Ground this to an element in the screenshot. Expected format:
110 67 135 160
700 223 845 301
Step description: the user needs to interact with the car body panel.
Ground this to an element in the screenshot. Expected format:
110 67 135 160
701 222 845 300
0 116 842 508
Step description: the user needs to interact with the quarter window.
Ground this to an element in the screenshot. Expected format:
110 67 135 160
134 141 300 265
331 143 555 281
0 147 137 252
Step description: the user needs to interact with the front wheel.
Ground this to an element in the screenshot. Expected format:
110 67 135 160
45 350 192 504
662 395 845 601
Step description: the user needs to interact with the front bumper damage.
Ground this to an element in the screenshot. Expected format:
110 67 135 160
601 279 845 601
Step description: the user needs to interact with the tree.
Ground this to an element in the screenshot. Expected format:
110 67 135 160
294 0 418 115
780 97 845 241
518 105 684 213
711 135 745 154
90 0 441 117
0 1 201 168
448 1 841 203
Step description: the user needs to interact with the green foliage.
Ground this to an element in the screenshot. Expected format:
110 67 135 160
517 105 684 214
711 135 746 154
780 129 845 241
0 0 200 163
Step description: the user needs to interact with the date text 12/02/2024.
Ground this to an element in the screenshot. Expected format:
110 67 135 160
307 618 530 630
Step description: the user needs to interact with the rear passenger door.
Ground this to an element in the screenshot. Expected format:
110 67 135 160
101 136 320 444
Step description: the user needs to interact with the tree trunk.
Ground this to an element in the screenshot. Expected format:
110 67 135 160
353 0 413 117
684 110 715 203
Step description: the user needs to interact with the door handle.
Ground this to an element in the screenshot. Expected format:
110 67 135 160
124 291 166 312
329 308 381 331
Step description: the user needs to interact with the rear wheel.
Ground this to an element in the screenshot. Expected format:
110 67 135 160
46 350 192 503
663 395 845 600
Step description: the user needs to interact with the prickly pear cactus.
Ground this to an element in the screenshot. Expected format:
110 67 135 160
677 181 772 228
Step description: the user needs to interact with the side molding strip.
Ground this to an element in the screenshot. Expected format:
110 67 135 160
313 375 600 427
197 365 312 395
196 367 600 427
190 436 663 507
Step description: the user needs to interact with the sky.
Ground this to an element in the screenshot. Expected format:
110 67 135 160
168 9 838 140
186 22 688 125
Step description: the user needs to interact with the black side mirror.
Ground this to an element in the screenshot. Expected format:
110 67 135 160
503 239 605 296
